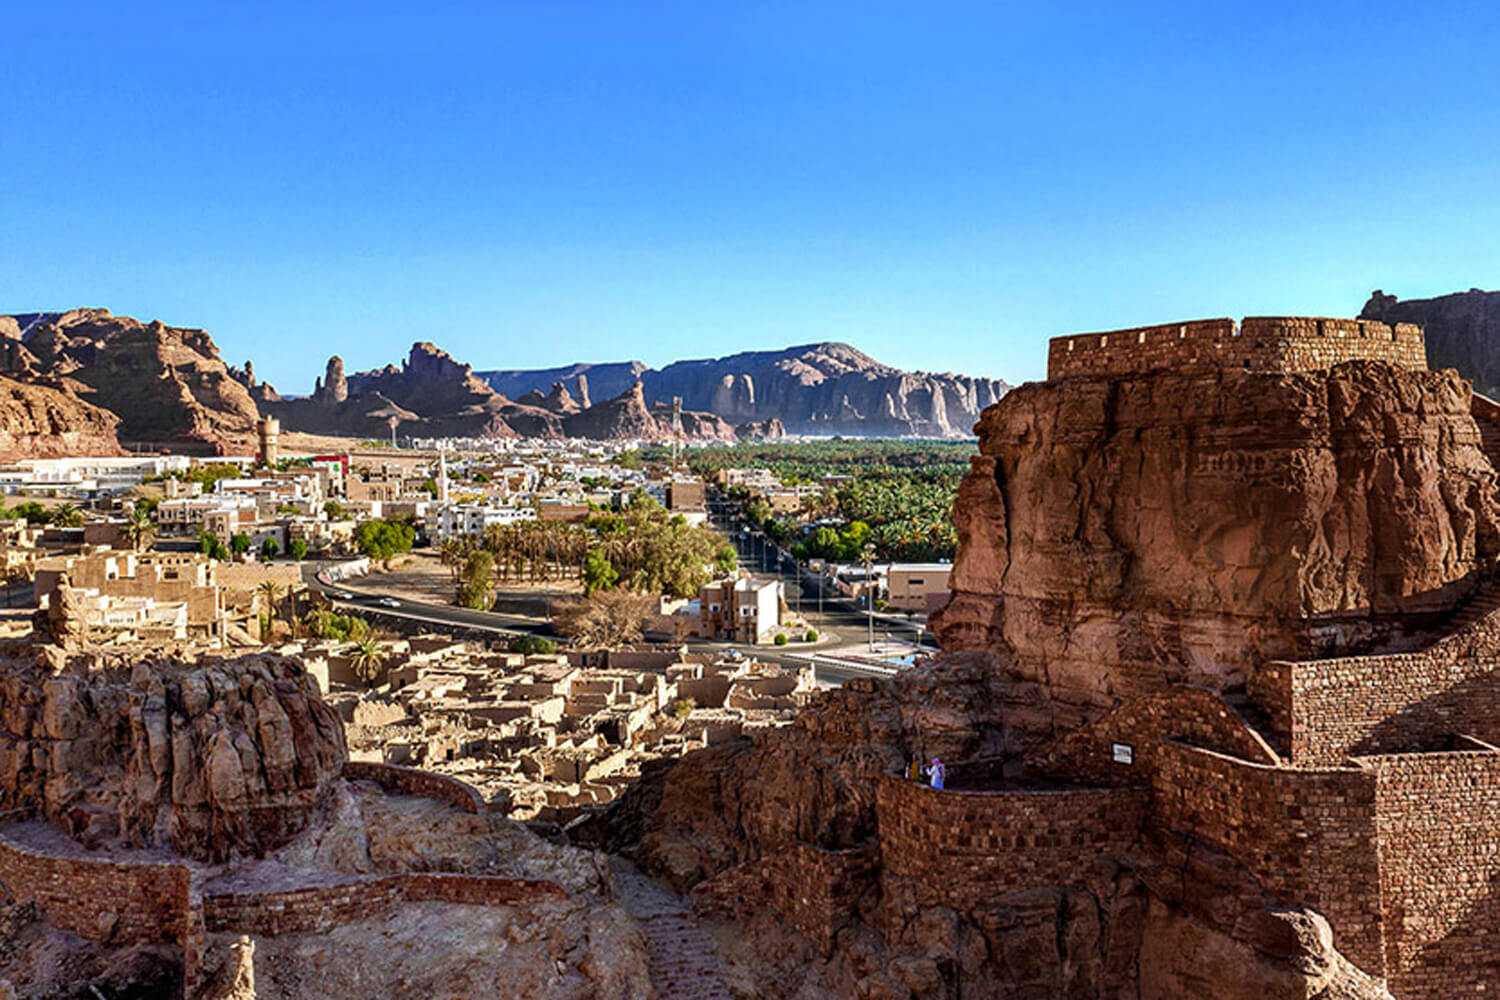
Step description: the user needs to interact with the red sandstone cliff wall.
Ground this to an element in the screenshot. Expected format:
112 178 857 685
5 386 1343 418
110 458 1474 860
934 361 1500 730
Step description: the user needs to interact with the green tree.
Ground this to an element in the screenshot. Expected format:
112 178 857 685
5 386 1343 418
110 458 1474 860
230 532 252 556
456 550 495 610
582 547 618 595
714 543 738 575
353 519 415 561
260 537 281 561
121 504 157 552
49 504 84 528
324 500 348 520
507 634 556 656
348 635 386 688
288 538 308 561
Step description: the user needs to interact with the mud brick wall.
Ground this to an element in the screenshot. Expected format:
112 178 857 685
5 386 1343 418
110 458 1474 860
1365 751 1500 1000
0 827 192 944
400 873 569 905
1047 316 1425 380
875 774 1147 915
343 760 486 813
1263 611 1500 766
1040 685 1279 786
1152 741 1385 976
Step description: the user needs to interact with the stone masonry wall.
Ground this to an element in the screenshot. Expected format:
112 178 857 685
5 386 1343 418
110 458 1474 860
0 821 192 946
1260 608 1500 766
1047 316 1426 380
1040 685 1280 786
343 760 486 813
875 774 1147 915
202 873 568 936
1151 741 1385 976
1365 750 1500 1000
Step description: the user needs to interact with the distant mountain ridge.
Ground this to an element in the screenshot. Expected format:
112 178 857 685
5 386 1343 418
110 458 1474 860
476 341 1008 437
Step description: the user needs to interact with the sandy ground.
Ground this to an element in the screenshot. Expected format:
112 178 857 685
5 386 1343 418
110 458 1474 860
356 550 582 609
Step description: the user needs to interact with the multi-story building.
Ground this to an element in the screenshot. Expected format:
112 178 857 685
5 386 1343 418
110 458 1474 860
885 562 953 612
698 577 783 644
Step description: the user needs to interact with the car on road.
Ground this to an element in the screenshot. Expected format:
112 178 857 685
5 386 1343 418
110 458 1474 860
330 590 354 600
376 597 401 608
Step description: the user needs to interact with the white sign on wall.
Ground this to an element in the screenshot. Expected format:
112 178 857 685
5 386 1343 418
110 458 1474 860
1111 743 1134 765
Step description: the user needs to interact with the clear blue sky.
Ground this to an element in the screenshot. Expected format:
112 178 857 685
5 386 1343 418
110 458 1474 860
4 1 1499 392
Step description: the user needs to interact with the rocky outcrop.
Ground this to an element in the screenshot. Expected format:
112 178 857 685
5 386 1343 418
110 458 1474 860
479 342 1010 437
0 309 260 454
1360 287 1500 397
271 345 737 442
0 375 121 459
933 359 1500 732
0 648 346 860
735 417 786 440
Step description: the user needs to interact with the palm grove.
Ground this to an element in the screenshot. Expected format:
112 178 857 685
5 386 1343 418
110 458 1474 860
440 492 737 619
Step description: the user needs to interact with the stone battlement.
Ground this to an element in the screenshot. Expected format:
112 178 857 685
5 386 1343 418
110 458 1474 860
1046 316 1426 380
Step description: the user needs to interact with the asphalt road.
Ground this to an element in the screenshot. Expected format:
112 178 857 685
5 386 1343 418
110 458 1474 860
302 561 898 686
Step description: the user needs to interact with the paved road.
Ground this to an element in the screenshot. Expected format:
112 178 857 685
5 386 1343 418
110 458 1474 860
302 562 895 686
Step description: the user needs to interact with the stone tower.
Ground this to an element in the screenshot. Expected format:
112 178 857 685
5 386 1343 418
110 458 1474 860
257 415 280 467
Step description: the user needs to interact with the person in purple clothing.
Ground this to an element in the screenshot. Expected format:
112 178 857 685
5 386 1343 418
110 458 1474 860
924 756 946 790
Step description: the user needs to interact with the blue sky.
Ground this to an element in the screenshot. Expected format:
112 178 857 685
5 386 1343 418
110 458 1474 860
3 1 1498 391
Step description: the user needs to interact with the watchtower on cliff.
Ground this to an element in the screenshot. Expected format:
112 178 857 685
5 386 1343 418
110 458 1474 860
1046 316 1426 381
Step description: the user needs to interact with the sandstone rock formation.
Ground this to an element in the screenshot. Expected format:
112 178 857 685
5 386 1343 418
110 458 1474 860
480 342 1010 437
933 359 1500 735
1360 287 1500 398
0 309 261 454
272 346 745 441
0 648 346 860
0 374 122 459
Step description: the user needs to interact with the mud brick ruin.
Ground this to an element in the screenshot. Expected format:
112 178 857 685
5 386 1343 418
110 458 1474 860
623 316 1500 999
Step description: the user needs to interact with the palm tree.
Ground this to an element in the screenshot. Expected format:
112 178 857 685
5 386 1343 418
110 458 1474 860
49 504 83 528
349 635 385 688
121 505 156 552
256 581 282 640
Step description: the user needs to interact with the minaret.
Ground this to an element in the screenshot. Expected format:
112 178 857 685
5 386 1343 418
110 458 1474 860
438 449 449 503
257 416 280 467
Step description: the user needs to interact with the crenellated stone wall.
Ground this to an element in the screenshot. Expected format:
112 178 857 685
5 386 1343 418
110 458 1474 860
1047 316 1426 380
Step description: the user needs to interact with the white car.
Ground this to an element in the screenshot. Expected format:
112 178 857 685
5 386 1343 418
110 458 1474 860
376 597 401 609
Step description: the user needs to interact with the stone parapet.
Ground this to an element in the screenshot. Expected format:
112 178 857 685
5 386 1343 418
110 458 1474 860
343 760 488 813
1046 316 1426 380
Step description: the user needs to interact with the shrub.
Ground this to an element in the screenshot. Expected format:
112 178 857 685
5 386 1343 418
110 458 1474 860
804 629 819 642
507 634 556 656
774 633 789 646
671 697 696 719
289 539 309 561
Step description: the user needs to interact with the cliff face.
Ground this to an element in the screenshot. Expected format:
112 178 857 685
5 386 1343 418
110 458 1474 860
0 648 346 861
0 375 122 459
0 309 260 454
274 345 742 442
479 342 1009 437
1360 288 1500 397
933 360 1500 726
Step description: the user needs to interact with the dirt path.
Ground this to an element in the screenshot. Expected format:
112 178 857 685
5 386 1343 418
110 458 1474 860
612 858 733 1000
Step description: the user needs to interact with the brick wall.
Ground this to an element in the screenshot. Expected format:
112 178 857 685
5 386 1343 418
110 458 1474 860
343 760 487 813
0 825 192 946
1046 316 1426 381
1365 751 1500 1000
1040 685 1279 785
1260 612 1500 766
1151 741 1385 976
875 774 1147 914
202 872 568 936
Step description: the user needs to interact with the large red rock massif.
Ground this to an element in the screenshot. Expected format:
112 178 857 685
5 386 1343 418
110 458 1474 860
0 309 261 454
0 374 123 459
481 341 1010 438
1361 287 1500 399
610 316 1500 999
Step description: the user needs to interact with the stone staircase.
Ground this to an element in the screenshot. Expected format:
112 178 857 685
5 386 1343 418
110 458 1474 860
1430 575 1500 642
1472 393 1500 474
612 859 733 1000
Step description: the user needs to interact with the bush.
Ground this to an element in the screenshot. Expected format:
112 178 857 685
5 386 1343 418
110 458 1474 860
774 633 789 646
507 634 557 656
804 629 819 642
671 697 696 719
289 539 309 561
260 537 281 561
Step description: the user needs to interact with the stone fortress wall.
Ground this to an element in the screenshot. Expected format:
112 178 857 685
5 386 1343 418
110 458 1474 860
1046 316 1427 380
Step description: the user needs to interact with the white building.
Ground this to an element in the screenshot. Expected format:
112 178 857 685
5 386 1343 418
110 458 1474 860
430 502 537 540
